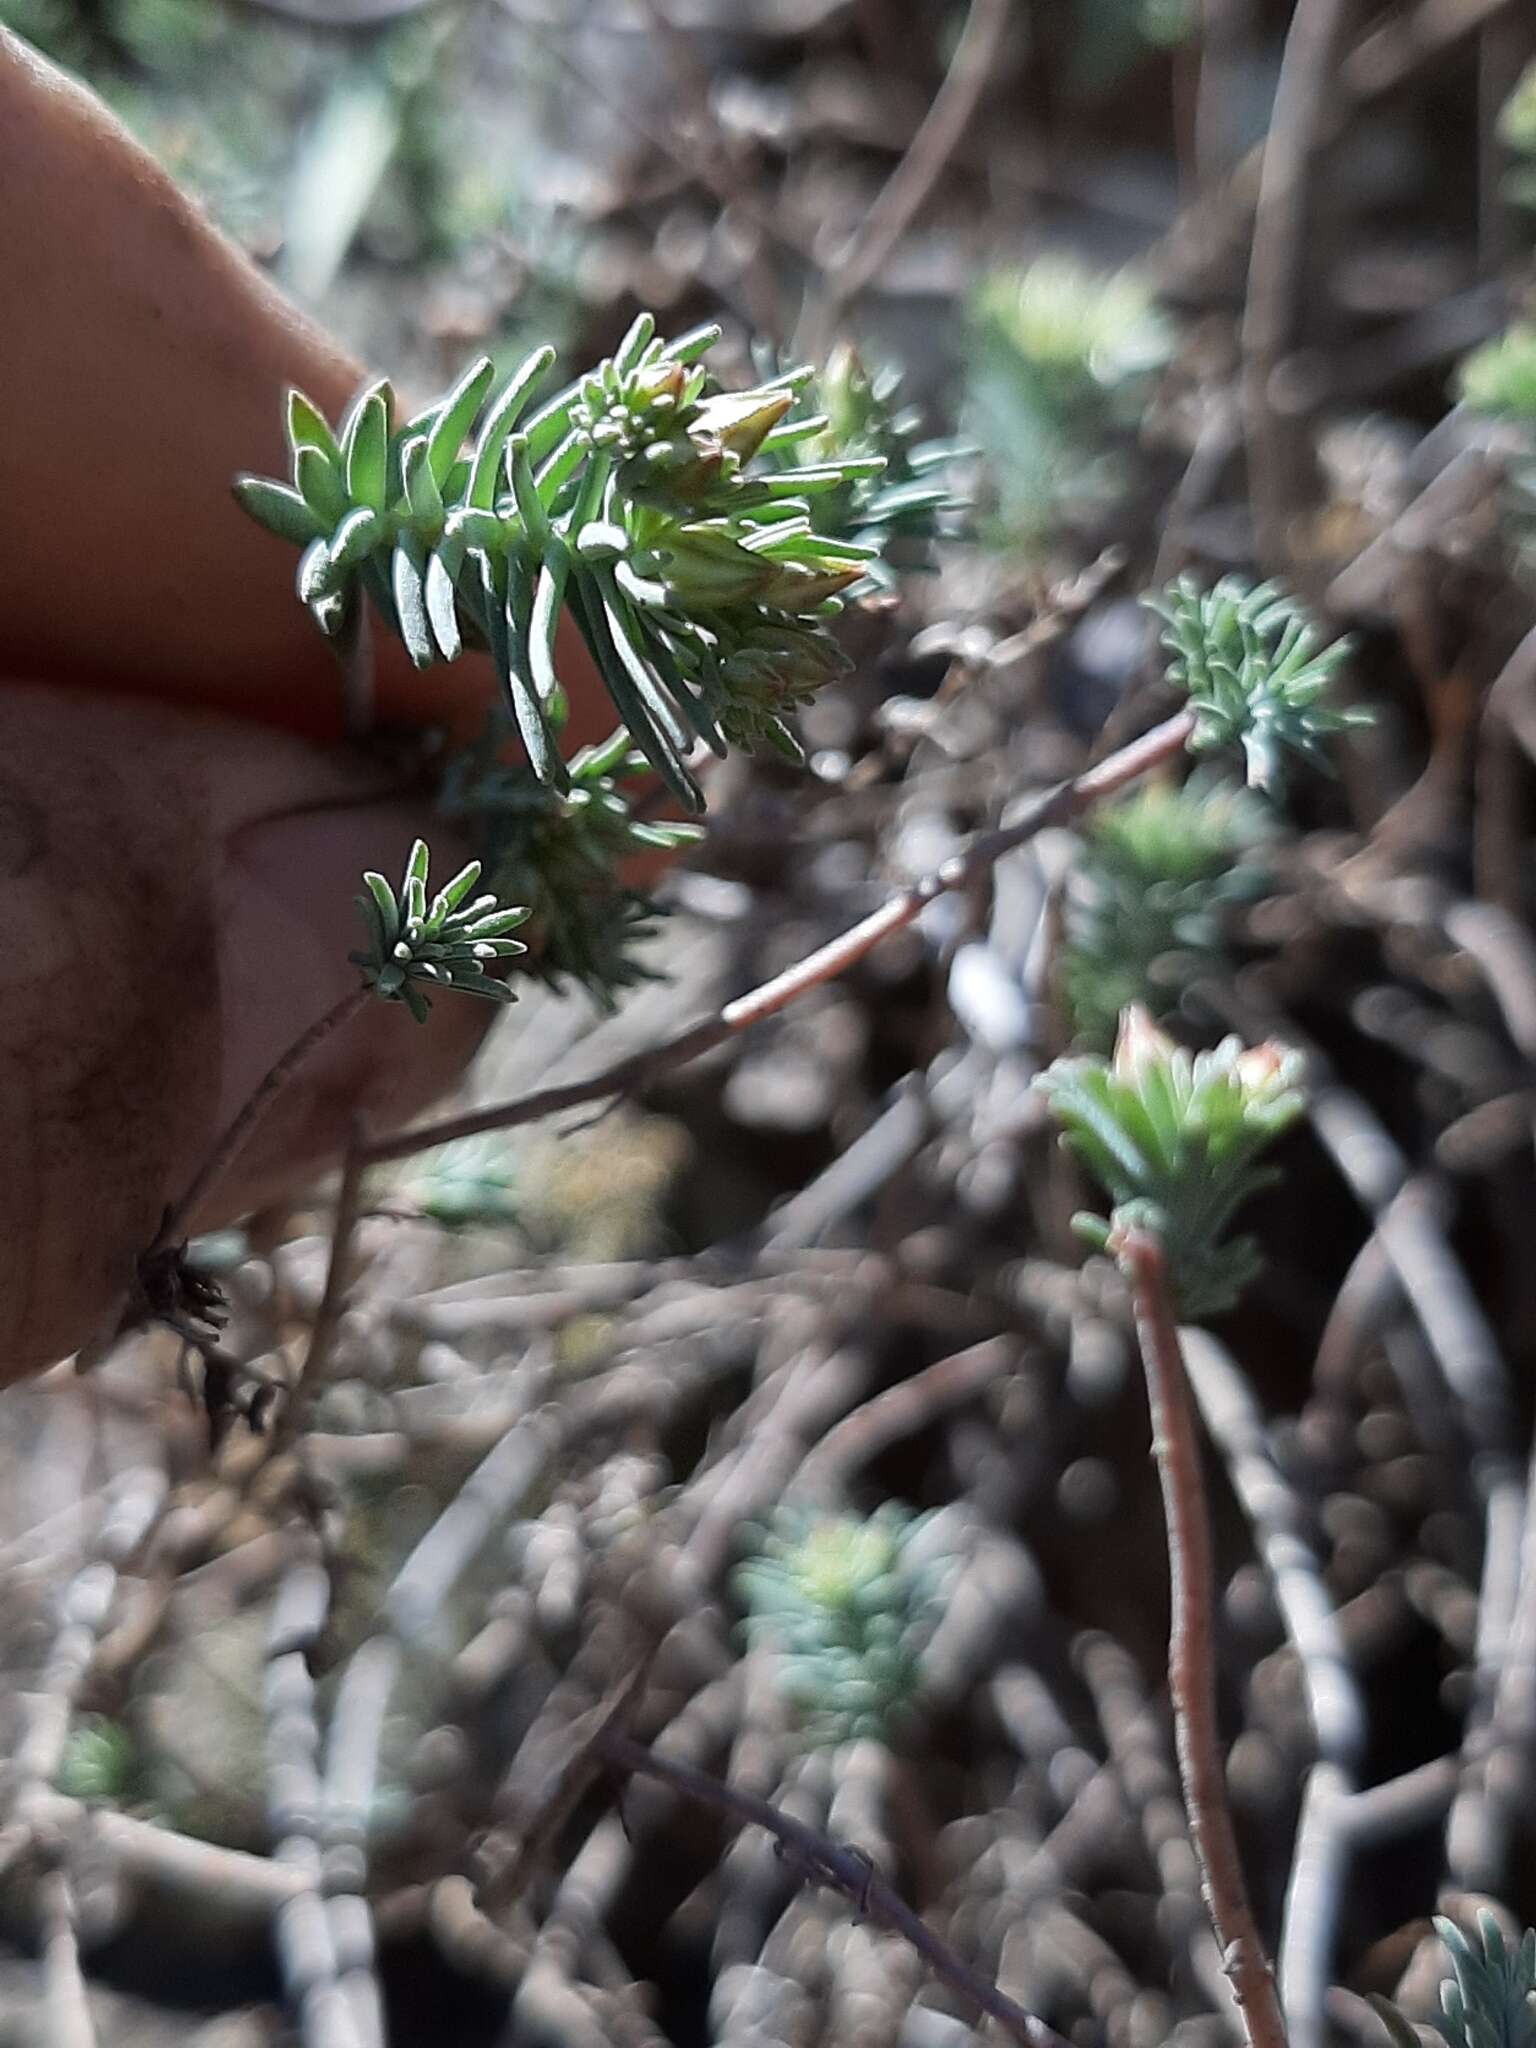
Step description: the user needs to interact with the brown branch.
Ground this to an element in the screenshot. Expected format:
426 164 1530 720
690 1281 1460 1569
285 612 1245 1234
802 0 1013 357
598 1727 1072 2048
1240 0 1355 572
272 1129 368 1449
155 985 371 1252
362 708 1197 1168
1112 1226 1289 2048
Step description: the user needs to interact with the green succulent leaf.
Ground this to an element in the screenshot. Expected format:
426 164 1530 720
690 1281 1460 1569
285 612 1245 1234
342 379 391 515
232 477 324 547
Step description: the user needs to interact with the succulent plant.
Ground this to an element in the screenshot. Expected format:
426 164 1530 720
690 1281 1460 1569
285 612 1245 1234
736 1505 960 1747
1037 1007 1306 1320
437 725 701 1008
1458 324 1536 422
755 343 969 592
353 838 530 1023
1372 1913 1536 2048
1061 772 1272 1051
1147 576 1366 796
235 314 889 802
967 255 1171 543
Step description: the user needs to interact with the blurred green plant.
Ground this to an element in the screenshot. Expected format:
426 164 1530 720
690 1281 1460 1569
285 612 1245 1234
1499 61 1536 211
1061 772 1272 1051
1371 1913 1536 2048
236 314 888 802
967 255 1171 546
1458 324 1536 420
438 726 702 1007
756 343 970 592
1060 0 1198 98
1037 1007 1306 1320
736 1505 960 1747
390 1131 521 1228
1148 576 1365 796
55 1713 150 1809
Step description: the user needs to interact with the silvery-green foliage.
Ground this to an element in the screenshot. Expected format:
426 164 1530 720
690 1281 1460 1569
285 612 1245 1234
1437 1914 1536 2048
235 314 889 803
437 725 702 1008
1147 576 1366 796
1062 772 1272 1051
755 343 970 593
736 1505 961 1747
55 1714 146 1807
391 1132 520 1228
967 255 1170 544
352 838 529 1023
1037 1007 1306 1320
1372 1914 1536 2048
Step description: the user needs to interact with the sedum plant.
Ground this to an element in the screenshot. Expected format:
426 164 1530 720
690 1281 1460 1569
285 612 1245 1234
1037 1007 1305 1321
354 836 530 1022
755 343 969 593
1061 772 1271 1051
437 727 701 1008
736 1505 959 1748
1372 1913 1536 2048
234 313 886 803
1148 575 1365 796
1457 324 1536 422
967 255 1170 545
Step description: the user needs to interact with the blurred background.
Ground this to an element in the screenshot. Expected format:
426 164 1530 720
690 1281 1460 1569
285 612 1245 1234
7 3 1536 2046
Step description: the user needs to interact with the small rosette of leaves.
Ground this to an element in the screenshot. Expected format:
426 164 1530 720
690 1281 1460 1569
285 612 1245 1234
235 313 888 807
1036 1006 1305 1320
55 1714 147 1808
754 343 970 592
352 837 529 1023
1458 324 1536 421
735 1505 960 1748
1372 1913 1536 2048
967 256 1170 544
391 1132 520 1228
1062 772 1271 1051
1147 575 1367 795
438 724 701 1007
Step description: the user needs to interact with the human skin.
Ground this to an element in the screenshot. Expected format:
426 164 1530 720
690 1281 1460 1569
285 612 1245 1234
0 34 616 1377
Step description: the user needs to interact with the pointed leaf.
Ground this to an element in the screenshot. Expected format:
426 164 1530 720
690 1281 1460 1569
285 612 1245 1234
425 354 495 486
286 387 342 468
294 444 349 526
425 550 463 661
467 344 557 509
343 381 391 512
392 542 435 669
402 433 445 532
233 477 324 546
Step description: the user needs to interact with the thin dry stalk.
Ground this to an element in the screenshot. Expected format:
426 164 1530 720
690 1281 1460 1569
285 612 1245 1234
1113 1227 1288 2048
598 1727 1070 2048
802 0 1012 356
1241 0 1355 570
156 986 371 1252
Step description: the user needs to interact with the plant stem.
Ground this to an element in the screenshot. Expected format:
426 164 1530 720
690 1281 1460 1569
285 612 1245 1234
599 1727 1071 2048
270 1128 367 1448
155 985 371 1252
362 708 1197 1166
1112 1223 1289 2048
